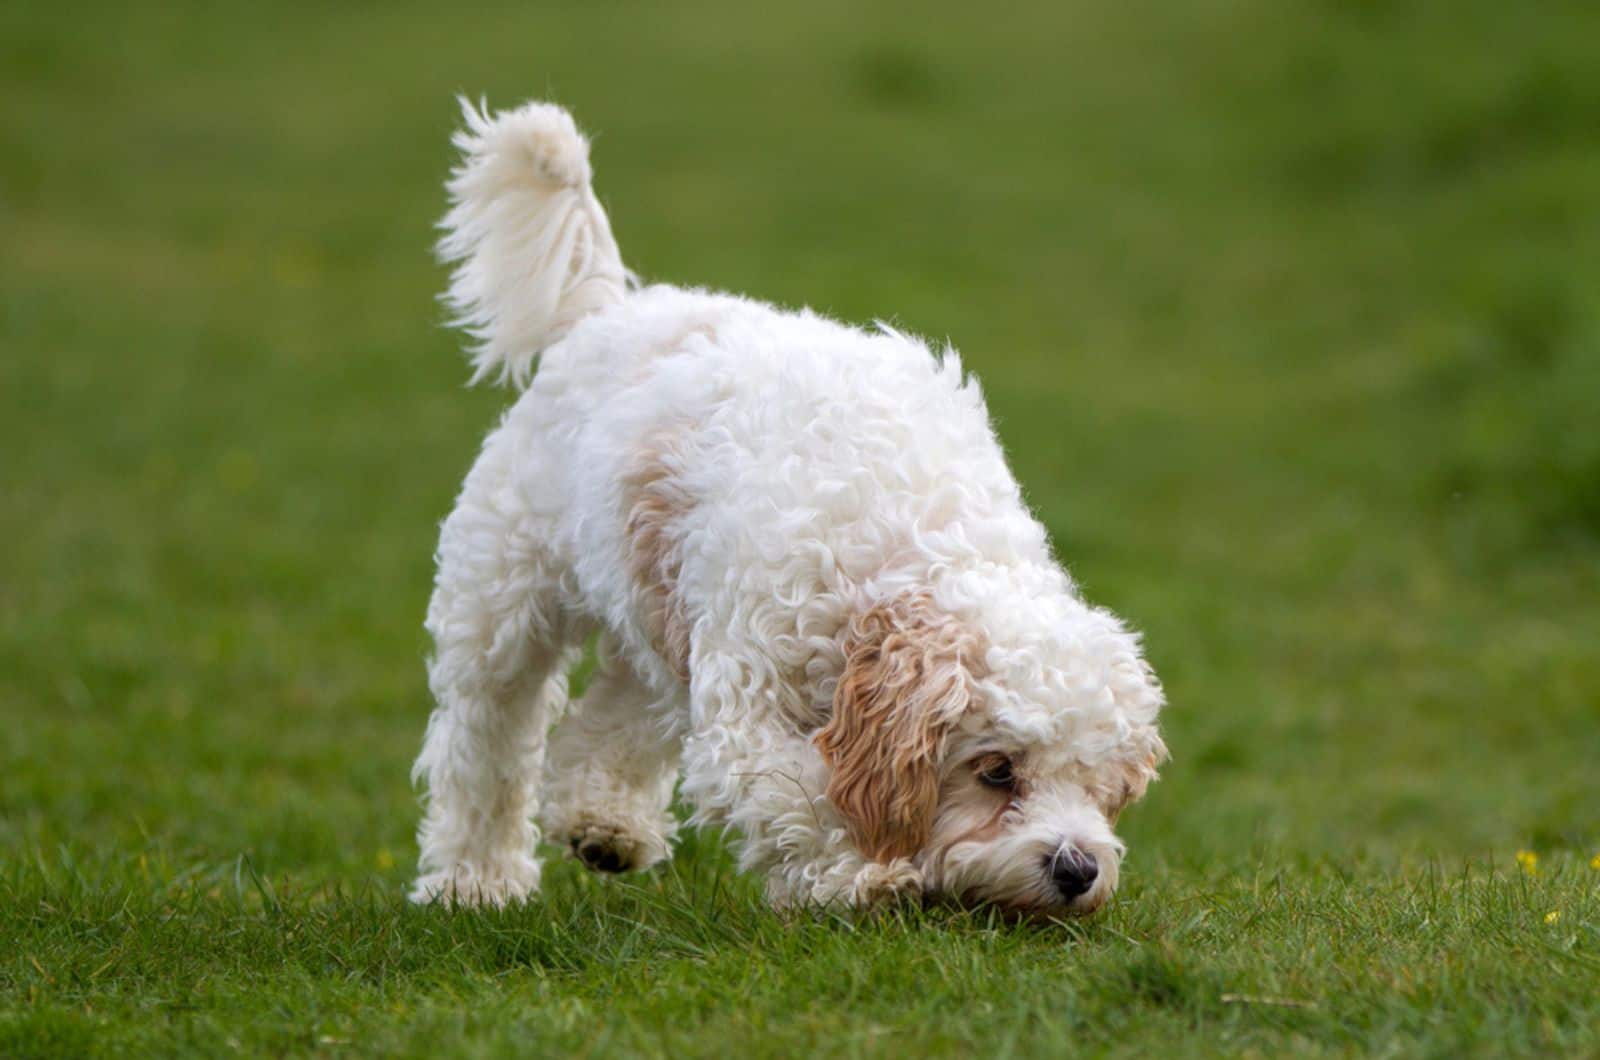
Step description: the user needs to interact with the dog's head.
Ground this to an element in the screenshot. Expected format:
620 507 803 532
816 584 1166 916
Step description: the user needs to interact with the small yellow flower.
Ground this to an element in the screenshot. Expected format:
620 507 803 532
1515 850 1538 876
1545 910 1560 925
376 848 395 871
1590 852 1600 871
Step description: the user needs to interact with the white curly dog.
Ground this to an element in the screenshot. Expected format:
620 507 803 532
410 99 1167 916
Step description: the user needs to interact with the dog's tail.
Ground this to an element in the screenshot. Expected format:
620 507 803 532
437 98 628 388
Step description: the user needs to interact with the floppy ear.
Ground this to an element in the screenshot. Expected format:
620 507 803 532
1104 727 1168 824
815 592 981 862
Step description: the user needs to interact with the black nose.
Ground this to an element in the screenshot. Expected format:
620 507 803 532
1050 848 1098 900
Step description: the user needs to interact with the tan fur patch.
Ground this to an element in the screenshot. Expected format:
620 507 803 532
814 591 984 862
1101 730 1168 824
620 433 694 682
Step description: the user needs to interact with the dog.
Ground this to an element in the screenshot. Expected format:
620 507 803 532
410 99 1167 916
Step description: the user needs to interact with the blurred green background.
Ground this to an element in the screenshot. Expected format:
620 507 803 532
2 0 1598 1053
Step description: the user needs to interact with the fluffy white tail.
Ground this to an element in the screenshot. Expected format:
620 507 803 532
437 98 628 388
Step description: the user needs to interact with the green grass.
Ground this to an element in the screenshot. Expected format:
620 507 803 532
3 0 1598 1055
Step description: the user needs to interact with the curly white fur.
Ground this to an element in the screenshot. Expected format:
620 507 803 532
410 99 1167 915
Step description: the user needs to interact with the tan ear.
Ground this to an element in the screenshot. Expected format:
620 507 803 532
1105 727 1168 824
815 592 981 862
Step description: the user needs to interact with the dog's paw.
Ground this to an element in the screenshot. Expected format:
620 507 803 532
850 858 924 907
409 859 539 907
564 822 667 874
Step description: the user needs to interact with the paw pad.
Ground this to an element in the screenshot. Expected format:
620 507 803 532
573 836 628 873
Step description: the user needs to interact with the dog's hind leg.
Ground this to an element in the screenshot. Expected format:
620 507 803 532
540 635 682 874
410 425 585 907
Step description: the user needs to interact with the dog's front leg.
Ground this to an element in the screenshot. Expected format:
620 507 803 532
683 726 922 909
678 658 924 910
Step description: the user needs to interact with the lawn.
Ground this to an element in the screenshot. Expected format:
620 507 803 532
3 0 1599 1055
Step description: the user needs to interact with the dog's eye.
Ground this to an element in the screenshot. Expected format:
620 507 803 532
976 757 1015 789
